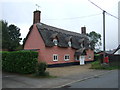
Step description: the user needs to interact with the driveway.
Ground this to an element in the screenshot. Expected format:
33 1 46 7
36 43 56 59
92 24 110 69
2 64 115 88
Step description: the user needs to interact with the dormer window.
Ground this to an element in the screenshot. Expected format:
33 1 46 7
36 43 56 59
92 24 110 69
68 41 72 47
81 41 85 48
81 43 83 48
53 39 58 46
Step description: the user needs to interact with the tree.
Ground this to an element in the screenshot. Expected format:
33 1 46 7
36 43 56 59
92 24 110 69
8 24 22 50
1 20 22 51
0 21 3 49
1 20 11 50
87 31 101 52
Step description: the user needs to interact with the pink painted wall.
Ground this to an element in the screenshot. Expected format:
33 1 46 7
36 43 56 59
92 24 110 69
39 46 76 64
85 49 94 61
24 24 45 50
24 24 94 65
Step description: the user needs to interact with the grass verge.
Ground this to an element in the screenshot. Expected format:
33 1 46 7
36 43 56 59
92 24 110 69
90 60 120 70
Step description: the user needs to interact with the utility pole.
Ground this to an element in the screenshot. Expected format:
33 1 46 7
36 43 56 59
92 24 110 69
103 10 106 61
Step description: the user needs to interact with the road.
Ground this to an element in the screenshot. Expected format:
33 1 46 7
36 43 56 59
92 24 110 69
2 68 119 88
61 70 119 88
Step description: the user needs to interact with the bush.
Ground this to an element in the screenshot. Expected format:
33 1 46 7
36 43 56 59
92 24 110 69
90 60 120 70
35 62 49 76
2 51 38 74
94 54 100 61
90 60 103 69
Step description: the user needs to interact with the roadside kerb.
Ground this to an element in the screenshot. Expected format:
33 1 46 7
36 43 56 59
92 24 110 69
53 70 113 88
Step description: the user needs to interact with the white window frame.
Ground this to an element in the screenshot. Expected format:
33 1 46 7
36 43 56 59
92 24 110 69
81 43 83 48
53 54 58 61
68 41 72 47
64 54 70 61
53 39 58 46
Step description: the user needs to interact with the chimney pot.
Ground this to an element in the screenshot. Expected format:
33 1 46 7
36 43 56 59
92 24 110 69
33 10 41 24
81 27 86 34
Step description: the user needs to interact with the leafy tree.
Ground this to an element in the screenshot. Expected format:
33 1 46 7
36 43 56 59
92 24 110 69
0 21 2 49
8 24 22 50
23 38 26 46
1 20 11 50
87 31 101 52
1 20 22 51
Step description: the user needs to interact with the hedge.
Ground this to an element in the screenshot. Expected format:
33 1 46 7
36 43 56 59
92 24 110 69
94 54 100 61
2 51 38 74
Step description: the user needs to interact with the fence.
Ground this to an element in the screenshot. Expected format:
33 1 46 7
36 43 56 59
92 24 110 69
108 54 120 66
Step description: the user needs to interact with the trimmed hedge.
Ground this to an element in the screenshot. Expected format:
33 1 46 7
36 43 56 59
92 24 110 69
2 51 38 74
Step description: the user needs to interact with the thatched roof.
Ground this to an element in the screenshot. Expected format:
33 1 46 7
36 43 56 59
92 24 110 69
36 23 91 50
113 44 120 54
75 48 87 56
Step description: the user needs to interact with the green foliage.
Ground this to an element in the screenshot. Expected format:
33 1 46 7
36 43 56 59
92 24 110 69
90 60 120 70
87 31 101 51
1 20 22 51
1 20 11 49
8 24 22 50
90 60 103 69
0 21 2 49
35 62 49 76
94 54 100 61
15 45 23 50
2 51 38 74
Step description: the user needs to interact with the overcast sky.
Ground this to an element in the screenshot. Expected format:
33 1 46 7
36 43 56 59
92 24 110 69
1 0 119 50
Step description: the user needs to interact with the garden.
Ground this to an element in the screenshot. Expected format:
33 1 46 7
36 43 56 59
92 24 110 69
91 54 120 70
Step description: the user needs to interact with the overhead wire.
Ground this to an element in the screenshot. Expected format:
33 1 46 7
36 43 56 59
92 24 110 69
43 0 119 21
43 13 102 21
88 0 120 20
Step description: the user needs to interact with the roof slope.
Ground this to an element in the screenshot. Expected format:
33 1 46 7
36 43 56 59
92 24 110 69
36 23 90 50
113 44 120 54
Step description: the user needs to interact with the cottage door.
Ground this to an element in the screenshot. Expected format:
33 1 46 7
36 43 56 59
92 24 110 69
80 56 85 65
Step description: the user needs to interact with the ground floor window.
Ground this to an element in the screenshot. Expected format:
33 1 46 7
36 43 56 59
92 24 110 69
53 54 58 61
64 54 70 61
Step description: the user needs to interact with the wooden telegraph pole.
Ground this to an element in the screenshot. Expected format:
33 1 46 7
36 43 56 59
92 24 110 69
103 10 106 62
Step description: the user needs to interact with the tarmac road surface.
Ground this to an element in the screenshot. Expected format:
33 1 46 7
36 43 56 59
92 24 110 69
61 70 119 88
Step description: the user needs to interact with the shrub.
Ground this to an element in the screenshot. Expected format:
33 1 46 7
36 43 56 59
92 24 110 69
35 62 49 76
2 51 38 74
90 60 120 70
90 60 102 69
94 54 100 61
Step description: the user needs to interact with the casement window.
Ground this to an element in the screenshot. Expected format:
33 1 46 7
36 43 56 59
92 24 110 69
53 39 58 46
81 41 85 48
81 43 83 48
64 54 70 61
53 54 58 61
68 41 72 47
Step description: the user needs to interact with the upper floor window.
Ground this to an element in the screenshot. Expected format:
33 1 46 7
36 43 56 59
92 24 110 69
81 41 85 48
68 41 72 47
81 43 83 48
53 39 58 46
